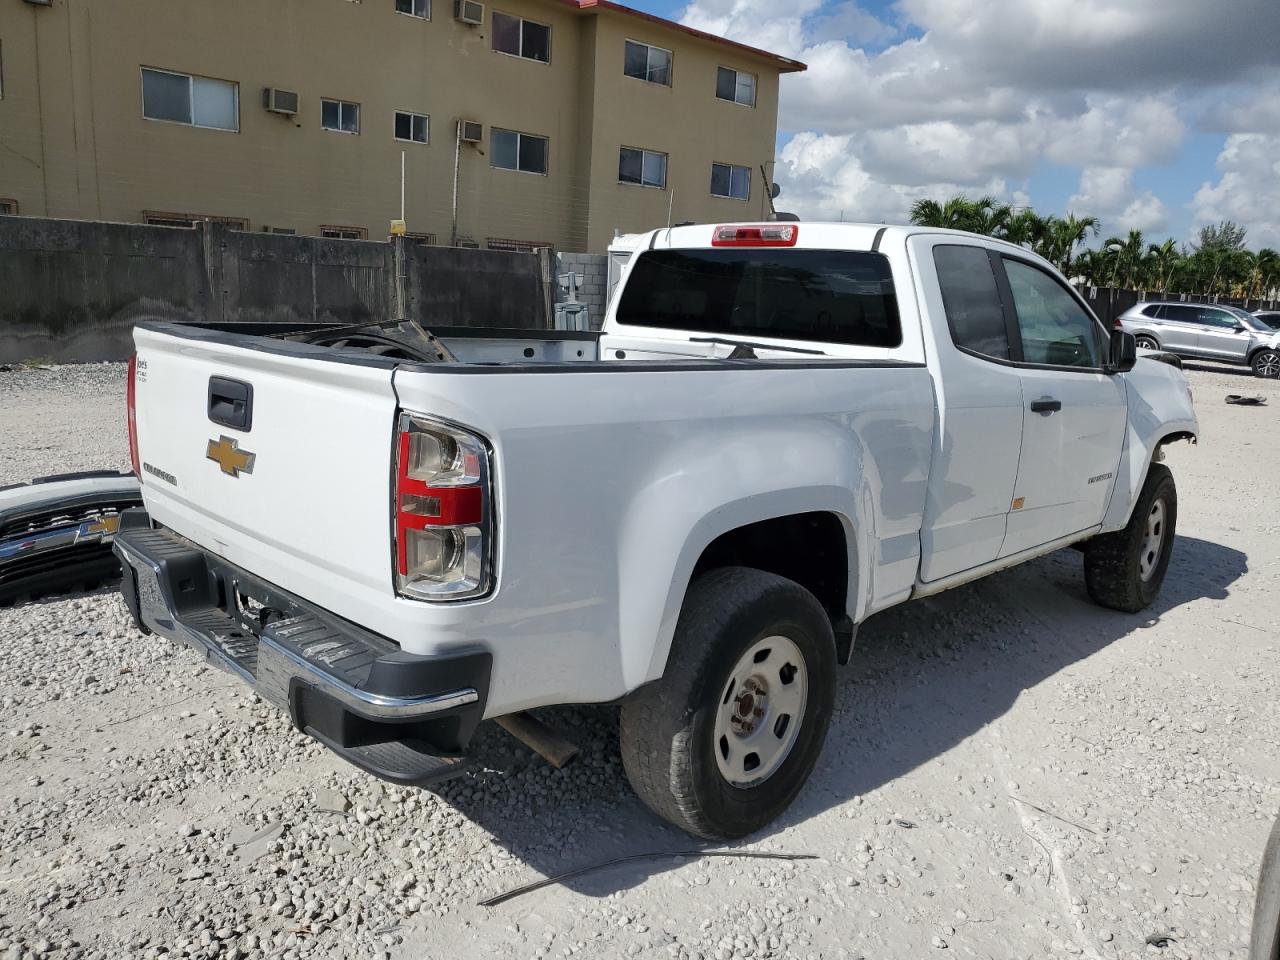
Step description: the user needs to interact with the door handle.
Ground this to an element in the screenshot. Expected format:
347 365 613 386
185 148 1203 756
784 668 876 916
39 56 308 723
1030 397 1061 414
208 376 254 431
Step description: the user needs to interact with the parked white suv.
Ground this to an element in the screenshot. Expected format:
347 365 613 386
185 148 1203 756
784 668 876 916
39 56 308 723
1117 301 1280 377
113 223 1198 838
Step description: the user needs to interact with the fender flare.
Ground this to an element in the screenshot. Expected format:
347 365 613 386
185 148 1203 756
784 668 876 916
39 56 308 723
619 486 865 691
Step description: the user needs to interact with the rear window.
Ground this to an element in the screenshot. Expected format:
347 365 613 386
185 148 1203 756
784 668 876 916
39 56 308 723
615 248 902 348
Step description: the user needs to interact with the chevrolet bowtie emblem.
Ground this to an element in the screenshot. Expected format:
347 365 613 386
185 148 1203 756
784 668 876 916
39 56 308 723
206 435 256 478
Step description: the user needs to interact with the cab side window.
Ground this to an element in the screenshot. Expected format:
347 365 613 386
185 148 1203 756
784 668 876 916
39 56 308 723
934 245 1011 360
1003 259 1101 368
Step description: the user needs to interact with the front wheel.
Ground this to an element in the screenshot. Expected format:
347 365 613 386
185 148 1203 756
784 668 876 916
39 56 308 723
1252 350 1280 379
1083 463 1177 613
619 567 836 839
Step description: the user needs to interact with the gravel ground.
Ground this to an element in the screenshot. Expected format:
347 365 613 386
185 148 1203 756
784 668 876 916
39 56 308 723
1 360 1277 960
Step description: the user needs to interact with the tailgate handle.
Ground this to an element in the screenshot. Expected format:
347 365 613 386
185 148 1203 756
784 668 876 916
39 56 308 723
208 377 254 432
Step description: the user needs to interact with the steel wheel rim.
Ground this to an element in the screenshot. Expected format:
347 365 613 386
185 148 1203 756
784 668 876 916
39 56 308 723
1256 351 1280 378
713 635 808 788
1139 498 1167 582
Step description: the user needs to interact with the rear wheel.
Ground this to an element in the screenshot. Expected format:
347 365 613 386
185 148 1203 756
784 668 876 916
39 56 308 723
1252 350 1280 379
1083 463 1177 613
619 567 836 839
1134 335 1159 350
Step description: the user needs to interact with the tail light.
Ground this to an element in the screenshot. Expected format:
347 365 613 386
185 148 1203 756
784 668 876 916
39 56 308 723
126 353 141 476
393 413 493 601
711 224 799 247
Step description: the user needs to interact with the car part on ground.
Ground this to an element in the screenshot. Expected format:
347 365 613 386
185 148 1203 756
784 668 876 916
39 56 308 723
1138 349 1183 369
0 471 141 606
1226 395 1268 406
1251 814 1280 960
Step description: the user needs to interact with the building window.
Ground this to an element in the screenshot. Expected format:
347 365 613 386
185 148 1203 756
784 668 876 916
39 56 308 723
395 0 430 18
143 211 249 229
618 147 667 189
624 40 672 86
491 129 548 175
405 232 435 246
716 66 756 106
265 226 296 235
487 237 550 253
320 225 368 240
395 111 429 143
492 12 551 63
0 199 17 216
321 99 360 134
141 68 238 131
710 162 750 200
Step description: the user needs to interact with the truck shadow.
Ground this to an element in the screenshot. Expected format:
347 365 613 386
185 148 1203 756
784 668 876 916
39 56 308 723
449 534 1247 906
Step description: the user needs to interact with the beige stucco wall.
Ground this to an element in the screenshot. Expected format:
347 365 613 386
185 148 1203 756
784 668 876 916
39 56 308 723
0 0 789 252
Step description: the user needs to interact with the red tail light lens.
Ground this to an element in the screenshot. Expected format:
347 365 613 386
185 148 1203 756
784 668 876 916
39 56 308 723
711 224 799 247
393 413 493 601
126 353 141 477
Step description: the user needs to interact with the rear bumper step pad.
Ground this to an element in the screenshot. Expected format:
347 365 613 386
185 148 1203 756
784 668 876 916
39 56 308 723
112 510 490 787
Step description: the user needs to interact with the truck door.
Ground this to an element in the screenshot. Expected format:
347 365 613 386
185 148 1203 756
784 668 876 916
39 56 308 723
995 256 1127 557
911 240 1026 582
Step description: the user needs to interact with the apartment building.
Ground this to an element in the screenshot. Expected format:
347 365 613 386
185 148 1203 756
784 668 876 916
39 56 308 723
0 0 804 252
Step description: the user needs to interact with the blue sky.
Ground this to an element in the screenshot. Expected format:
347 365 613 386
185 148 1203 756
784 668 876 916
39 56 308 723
623 0 1280 248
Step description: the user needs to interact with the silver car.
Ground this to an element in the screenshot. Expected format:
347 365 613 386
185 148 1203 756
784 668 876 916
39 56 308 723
1117 301 1280 378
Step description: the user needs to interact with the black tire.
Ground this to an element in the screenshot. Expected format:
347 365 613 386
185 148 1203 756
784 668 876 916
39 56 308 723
1083 462 1177 613
619 567 836 839
1134 335 1159 351
1252 349 1280 379
1251 815 1280 960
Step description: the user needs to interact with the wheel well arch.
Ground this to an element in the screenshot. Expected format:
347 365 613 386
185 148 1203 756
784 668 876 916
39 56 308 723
1133 331 1161 346
690 511 853 661
1248 344 1279 362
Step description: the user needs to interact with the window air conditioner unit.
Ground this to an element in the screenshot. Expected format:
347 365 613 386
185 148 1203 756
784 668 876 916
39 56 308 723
458 120 483 144
454 0 484 25
263 88 300 116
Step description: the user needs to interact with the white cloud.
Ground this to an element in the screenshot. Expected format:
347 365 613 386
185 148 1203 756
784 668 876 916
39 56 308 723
676 0 1280 240
1191 135 1280 249
1069 168 1169 234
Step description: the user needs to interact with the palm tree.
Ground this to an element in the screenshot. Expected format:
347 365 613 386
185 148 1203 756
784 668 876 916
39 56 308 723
1002 209 1051 250
1259 249 1280 300
1046 214 1099 276
1145 239 1179 293
909 194 1013 237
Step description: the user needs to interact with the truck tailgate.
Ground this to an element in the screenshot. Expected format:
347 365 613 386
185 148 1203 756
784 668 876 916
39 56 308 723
132 326 399 611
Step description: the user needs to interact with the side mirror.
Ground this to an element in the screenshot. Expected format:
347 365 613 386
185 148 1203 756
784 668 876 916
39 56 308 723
1234 323 1247 334
1109 329 1138 373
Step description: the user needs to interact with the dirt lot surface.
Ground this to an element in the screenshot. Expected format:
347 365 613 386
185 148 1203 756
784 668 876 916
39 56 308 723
1 360 1277 960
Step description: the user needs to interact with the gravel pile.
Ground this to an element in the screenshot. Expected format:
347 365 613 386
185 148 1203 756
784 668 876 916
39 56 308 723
0 363 1277 959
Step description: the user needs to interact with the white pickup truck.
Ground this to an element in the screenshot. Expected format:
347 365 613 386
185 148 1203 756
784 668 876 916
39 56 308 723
114 222 1197 838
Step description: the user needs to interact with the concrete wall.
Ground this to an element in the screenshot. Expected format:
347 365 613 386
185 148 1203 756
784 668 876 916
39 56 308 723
0 215 551 363
554 252 609 328
0 0 799 253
